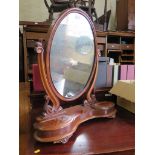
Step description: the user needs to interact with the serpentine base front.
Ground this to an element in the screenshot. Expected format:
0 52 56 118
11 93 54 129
34 101 116 143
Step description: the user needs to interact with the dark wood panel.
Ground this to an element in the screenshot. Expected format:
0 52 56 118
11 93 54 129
19 82 31 133
25 32 47 40
116 0 128 30
128 0 135 13
128 0 135 30
116 0 135 31
19 30 25 82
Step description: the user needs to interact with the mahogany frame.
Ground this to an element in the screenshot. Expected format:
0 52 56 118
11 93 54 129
45 8 98 103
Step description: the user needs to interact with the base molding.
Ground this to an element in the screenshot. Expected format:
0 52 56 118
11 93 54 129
34 101 116 143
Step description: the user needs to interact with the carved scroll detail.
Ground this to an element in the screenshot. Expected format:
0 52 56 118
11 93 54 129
36 95 63 122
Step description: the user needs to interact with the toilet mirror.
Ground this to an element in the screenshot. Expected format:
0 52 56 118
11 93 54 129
34 8 116 144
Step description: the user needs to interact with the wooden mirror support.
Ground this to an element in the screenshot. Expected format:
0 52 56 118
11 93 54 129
34 8 116 144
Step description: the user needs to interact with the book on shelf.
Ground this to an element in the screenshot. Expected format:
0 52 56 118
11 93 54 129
120 65 127 80
95 57 108 89
113 64 119 86
95 58 135 90
127 65 135 80
106 65 113 87
32 64 44 91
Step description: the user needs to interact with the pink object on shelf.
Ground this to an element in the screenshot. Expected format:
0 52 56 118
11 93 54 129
32 64 44 92
127 65 135 80
120 65 127 80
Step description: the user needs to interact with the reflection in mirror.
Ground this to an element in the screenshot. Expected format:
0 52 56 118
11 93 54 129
50 12 94 98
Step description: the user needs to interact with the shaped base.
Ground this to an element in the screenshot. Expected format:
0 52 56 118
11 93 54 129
34 101 116 143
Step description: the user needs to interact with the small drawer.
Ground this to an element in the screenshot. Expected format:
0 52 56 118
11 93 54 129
27 40 36 48
107 43 121 50
96 37 106 44
121 44 134 50
27 40 46 48
97 44 105 51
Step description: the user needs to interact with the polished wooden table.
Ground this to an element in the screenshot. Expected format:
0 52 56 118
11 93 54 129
19 82 135 155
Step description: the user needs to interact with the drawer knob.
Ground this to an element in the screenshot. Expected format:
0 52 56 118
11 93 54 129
112 45 114 47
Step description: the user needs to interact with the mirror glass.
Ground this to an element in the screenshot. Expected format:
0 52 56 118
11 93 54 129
50 12 94 98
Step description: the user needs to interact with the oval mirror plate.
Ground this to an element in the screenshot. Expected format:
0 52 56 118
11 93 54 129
50 11 95 98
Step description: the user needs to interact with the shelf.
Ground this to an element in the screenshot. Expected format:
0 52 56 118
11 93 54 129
120 60 135 63
121 54 134 56
95 87 112 93
105 32 134 64
96 31 135 37
108 49 122 53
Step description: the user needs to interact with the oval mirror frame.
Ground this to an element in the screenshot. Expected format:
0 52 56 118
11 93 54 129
45 8 98 102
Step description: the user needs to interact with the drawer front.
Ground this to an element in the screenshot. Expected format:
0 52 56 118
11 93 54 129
121 44 134 50
27 40 46 48
107 43 121 50
26 32 47 40
97 44 105 51
96 37 106 44
26 40 36 48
